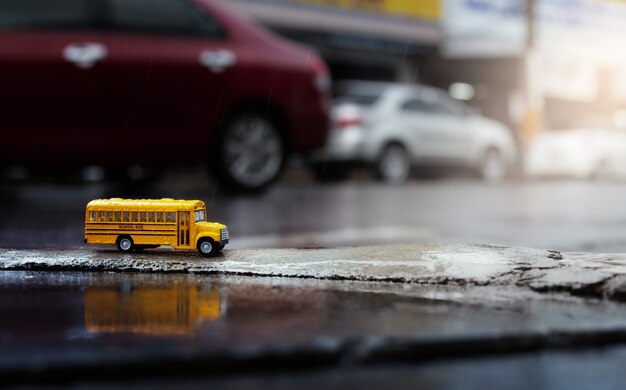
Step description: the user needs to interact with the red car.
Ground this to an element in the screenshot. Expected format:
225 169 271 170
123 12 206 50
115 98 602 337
0 0 330 192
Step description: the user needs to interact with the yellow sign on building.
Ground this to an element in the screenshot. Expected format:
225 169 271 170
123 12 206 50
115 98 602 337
294 0 441 21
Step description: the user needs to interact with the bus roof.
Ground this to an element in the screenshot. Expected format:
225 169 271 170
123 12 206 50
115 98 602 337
86 198 206 210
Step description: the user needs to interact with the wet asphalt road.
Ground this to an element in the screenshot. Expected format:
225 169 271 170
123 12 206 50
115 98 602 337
3 270 626 388
4 173 626 387
2 171 626 252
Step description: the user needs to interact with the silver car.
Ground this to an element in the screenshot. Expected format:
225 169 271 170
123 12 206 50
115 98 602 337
312 81 518 183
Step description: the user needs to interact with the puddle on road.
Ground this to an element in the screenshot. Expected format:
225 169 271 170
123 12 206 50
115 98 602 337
2 271 626 352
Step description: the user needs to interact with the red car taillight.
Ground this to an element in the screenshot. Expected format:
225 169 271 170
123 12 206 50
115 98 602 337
334 104 363 129
337 116 362 128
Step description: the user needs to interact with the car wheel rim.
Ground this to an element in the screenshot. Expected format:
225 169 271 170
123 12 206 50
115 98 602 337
200 241 212 254
120 239 131 251
224 117 282 187
380 147 409 184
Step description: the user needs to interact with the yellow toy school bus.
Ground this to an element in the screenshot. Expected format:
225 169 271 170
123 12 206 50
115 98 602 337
84 198 228 257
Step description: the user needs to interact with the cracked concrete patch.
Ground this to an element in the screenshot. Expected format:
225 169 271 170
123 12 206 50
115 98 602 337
0 244 553 282
3 244 626 300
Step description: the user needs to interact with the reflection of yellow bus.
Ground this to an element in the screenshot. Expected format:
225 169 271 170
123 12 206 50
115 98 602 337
84 198 228 256
84 283 223 335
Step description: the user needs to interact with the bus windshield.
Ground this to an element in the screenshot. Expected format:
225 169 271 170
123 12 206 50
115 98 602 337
194 209 206 223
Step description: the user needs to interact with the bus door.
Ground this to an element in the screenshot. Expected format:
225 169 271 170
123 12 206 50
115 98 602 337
178 211 190 247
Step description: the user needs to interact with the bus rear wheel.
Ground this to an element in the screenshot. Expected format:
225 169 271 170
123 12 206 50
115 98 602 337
116 236 135 253
197 238 219 257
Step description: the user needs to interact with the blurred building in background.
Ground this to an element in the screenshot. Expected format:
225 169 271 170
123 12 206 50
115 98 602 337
229 0 626 142
227 0 441 81
443 0 626 141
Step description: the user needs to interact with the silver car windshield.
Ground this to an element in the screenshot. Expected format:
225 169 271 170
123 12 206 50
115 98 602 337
334 93 380 107
333 83 387 107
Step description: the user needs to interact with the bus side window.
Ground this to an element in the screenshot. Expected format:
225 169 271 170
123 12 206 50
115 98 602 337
106 211 113 222
89 211 97 222
123 211 130 222
98 211 105 222
148 212 155 223
157 212 164 223
166 212 176 223
114 211 121 222
131 212 138 222
139 212 147 222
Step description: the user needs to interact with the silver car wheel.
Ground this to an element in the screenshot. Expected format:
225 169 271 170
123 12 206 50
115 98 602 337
223 115 283 188
377 144 410 184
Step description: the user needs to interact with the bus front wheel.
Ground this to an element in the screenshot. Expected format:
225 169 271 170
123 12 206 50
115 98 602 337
197 238 219 257
117 236 135 253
